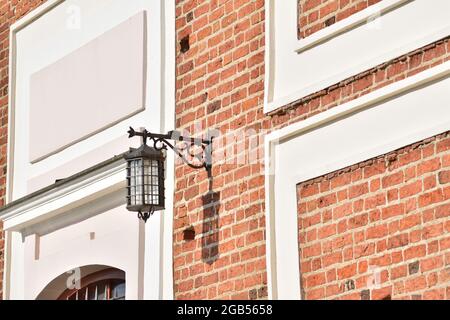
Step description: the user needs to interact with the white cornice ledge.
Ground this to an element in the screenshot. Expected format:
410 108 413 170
0 158 126 231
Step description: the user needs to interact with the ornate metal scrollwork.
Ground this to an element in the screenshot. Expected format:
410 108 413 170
127 127 213 173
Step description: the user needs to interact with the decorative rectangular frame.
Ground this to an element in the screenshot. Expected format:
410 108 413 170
265 61 450 299
265 0 450 113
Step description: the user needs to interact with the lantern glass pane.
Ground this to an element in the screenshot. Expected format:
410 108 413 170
128 158 146 206
143 159 160 206
126 147 165 212
136 159 143 205
129 160 135 206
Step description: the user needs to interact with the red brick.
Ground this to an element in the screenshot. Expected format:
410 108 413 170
322 252 343 267
422 223 444 240
372 286 393 300
404 276 427 293
420 256 443 272
303 243 322 258
438 170 450 184
439 237 450 250
364 194 386 210
435 203 450 219
404 245 426 260
306 287 325 300
305 272 326 287
369 253 392 267
354 243 375 259
366 224 388 239
387 233 409 250
418 189 444 208
337 263 357 280
391 265 407 280
399 181 422 199
417 158 441 176
177 0 450 301
348 182 369 199
381 203 405 220
333 203 353 219
423 289 446 300
399 214 421 231
298 0 382 39
318 224 337 239
382 171 404 188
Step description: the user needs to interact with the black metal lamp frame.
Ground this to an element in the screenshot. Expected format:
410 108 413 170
126 127 213 222
124 144 165 222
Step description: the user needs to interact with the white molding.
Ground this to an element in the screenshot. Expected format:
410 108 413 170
268 26 450 114
264 0 450 114
295 0 410 54
2 231 11 300
10 0 64 32
263 0 275 115
0 160 126 231
267 61 450 142
151 0 175 300
8 0 168 199
265 61 450 299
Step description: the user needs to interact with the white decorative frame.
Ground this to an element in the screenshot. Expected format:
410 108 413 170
265 0 450 113
265 61 450 299
295 0 410 54
3 0 175 300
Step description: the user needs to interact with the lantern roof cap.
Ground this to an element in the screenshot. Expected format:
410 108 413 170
124 144 165 160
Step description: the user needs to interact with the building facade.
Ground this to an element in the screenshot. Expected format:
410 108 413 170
0 0 449 300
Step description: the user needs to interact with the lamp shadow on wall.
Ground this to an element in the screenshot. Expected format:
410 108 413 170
180 132 220 264
200 178 221 265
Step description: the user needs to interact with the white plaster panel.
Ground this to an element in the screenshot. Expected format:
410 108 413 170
28 11 146 162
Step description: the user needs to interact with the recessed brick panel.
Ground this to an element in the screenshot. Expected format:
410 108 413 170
297 132 450 300
297 0 383 39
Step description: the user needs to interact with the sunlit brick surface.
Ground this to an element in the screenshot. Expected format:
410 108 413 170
174 0 449 300
297 133 450 300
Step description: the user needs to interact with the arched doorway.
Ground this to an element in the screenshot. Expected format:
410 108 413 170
36 265 125 300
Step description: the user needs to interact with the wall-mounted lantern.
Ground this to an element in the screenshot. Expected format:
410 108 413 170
124 127 212 222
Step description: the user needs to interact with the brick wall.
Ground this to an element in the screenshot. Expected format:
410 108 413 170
0 0 447 301
297 0 382 39
297 133 450 300
174 0 267 300
174 0 450 300
0 0 48 299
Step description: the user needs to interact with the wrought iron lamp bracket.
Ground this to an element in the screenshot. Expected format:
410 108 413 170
127 127 213 174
